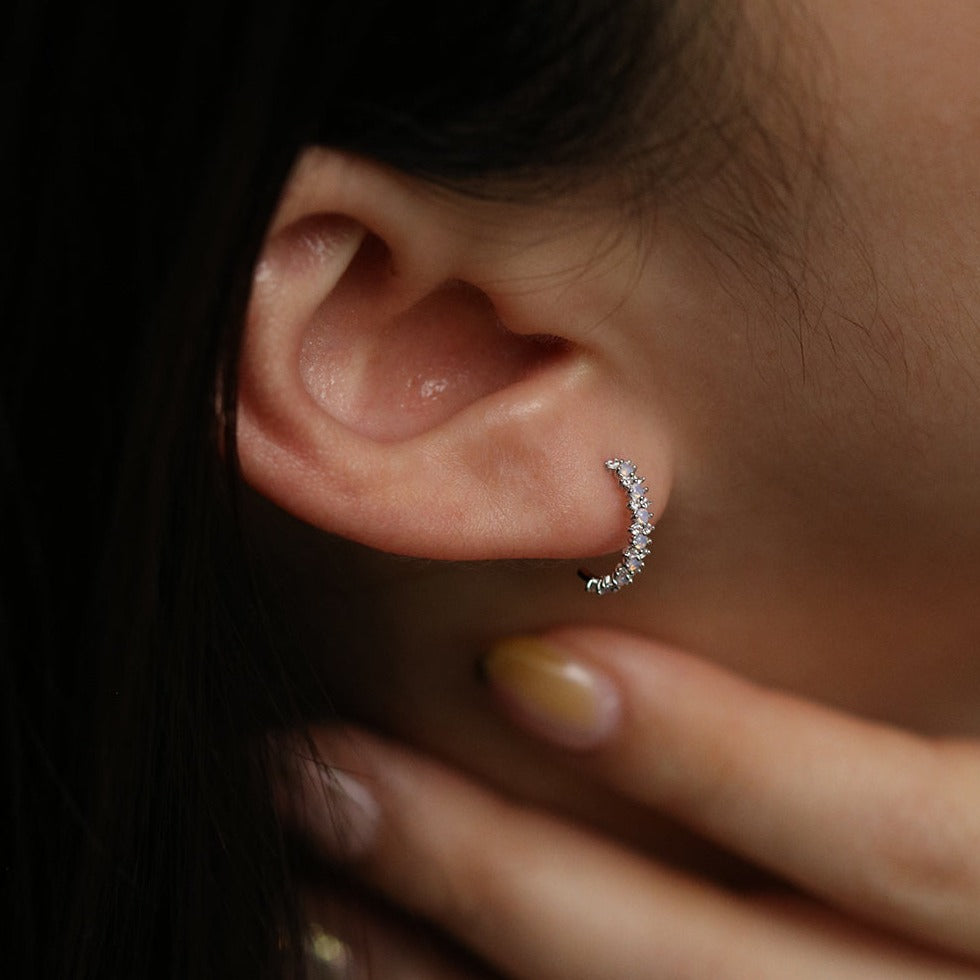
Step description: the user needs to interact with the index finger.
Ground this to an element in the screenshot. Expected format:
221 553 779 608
482 629 980 958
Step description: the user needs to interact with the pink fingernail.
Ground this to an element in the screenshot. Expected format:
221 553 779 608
296 761 380 861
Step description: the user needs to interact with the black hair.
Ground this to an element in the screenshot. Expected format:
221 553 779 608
1 2 698 977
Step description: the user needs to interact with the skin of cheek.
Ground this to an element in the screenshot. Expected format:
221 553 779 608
739 0 980 514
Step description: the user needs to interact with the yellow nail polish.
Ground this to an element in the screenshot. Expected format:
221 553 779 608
482 637 620 750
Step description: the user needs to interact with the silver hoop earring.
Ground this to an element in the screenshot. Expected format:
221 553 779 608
577 458 654 596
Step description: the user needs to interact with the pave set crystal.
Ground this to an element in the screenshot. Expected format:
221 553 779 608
578 458 654 596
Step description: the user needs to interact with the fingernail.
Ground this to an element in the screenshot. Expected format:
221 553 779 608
482 637 621 750
295 761 380 861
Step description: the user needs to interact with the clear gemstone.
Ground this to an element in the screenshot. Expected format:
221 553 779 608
615 569 630 586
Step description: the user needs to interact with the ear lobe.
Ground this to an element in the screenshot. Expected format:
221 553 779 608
237 151 673 562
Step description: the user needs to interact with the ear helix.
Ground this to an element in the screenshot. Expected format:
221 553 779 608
578 458 654 595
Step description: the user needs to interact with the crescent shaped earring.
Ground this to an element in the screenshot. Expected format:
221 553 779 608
577 458 654 595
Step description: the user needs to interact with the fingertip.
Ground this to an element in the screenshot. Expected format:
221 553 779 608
280 739 382 862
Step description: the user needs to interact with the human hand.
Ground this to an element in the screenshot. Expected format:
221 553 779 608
285 628 980 978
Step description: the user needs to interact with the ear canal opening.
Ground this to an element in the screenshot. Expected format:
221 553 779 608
300 235 570 442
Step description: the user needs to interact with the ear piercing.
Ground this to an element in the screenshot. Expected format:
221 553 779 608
577 459 654 595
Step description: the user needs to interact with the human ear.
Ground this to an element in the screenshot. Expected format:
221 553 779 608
237 149 673 561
